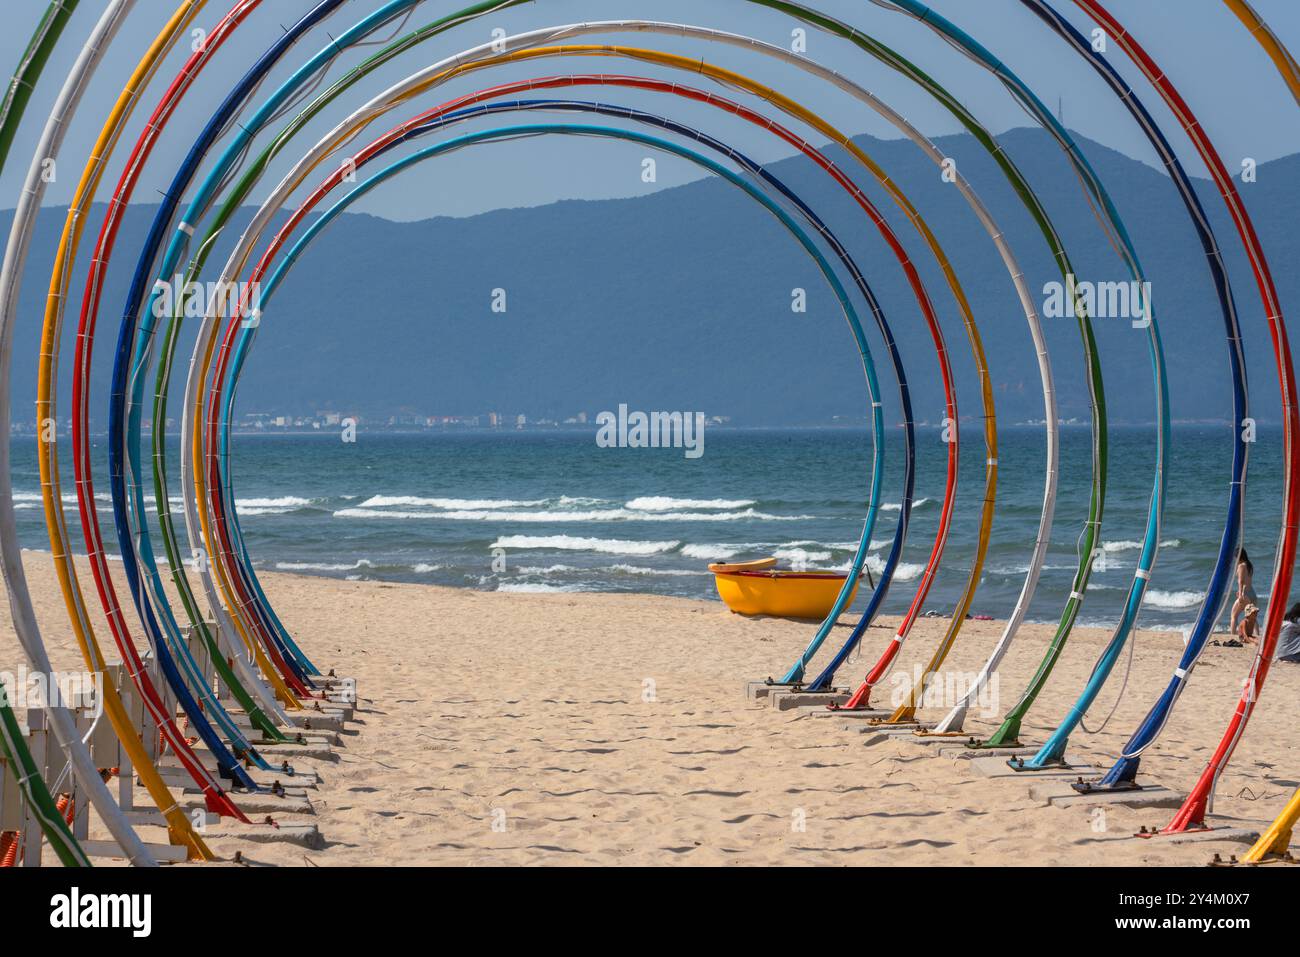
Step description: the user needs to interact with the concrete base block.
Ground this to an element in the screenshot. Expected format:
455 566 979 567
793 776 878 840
837 712 895 733
229 712 345 734
824 708 892 720
210 823 324 850
170 771 320 800
308 702 353 722
1028 780 1186 809
158 756 222 778
746 680 796 701
125 809 219 828
769 690 850 711
779 703 844 716
291 712 346 732
152 765 194 788
155 761 251 786
246 768 322 788
230 794 314 816
259 730 341 747
897 732 975 747
255 743 339 762
968 755 1094 778
857 722 926 740
941 745 1036 760
856 727 925 746
81 840 189 863
1144 827 1260 846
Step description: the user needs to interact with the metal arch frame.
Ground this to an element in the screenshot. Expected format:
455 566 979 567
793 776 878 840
211 120 894 615
1222 0 1300 864
152 19 1052 720
95 0 363 793
163 42 979 714
0 0 156 866
210 62 992 707
144 1 544 691
1015 0 1245 772
67 0 292 759
189 111 897 693
99 0 368 766
1073 0 1300 835
0 0 90 869
35 0 254 852
685 0 1088 724
206 82 948 661
868 0 1148 743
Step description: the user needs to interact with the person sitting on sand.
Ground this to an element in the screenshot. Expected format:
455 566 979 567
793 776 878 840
1277 602 1300 663
1230 548 1257 634
1238 603 1260 645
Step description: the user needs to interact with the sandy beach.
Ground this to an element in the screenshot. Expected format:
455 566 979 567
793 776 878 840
4 551 1299 866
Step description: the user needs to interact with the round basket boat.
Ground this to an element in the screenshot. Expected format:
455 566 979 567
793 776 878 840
708 562 860 619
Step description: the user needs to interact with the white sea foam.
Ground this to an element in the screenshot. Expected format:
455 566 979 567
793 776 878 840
491 535 679 556
680 543 741 561
786 539 863 552
831 555 924 582
625 496 756 511
1102 540 1142 553
1144 589 1204 610
497 582 584 593
773 547 832 566
987 562 1082 576
889 561 925 582
275 559 373 572
880 497 931 512
411 563 443 574
333 506 807 523
608 564 703 577
237 496 313 508
358 495 548 509
14 490 131 505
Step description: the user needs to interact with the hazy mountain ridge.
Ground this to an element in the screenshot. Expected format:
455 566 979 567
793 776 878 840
5 127 1297 428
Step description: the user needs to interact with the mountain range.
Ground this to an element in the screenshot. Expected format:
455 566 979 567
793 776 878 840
5 126 1298 429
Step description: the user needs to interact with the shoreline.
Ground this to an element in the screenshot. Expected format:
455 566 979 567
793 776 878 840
17 544 1216 634
4 554 1297 865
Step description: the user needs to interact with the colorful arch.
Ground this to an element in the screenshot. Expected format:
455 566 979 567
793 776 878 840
1075 0 1299 835
146 18 1058 716
1017 0 1245 773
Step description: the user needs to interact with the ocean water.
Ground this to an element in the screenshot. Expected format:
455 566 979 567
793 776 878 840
9 425 1297 632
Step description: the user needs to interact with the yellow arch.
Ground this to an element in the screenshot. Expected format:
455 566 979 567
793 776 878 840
1224 0 1300 106
37 0 213 860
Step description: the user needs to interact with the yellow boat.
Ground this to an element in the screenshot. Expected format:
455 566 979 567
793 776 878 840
708 560 861 619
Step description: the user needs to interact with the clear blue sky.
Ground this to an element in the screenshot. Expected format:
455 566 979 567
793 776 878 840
2 0 1296 220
